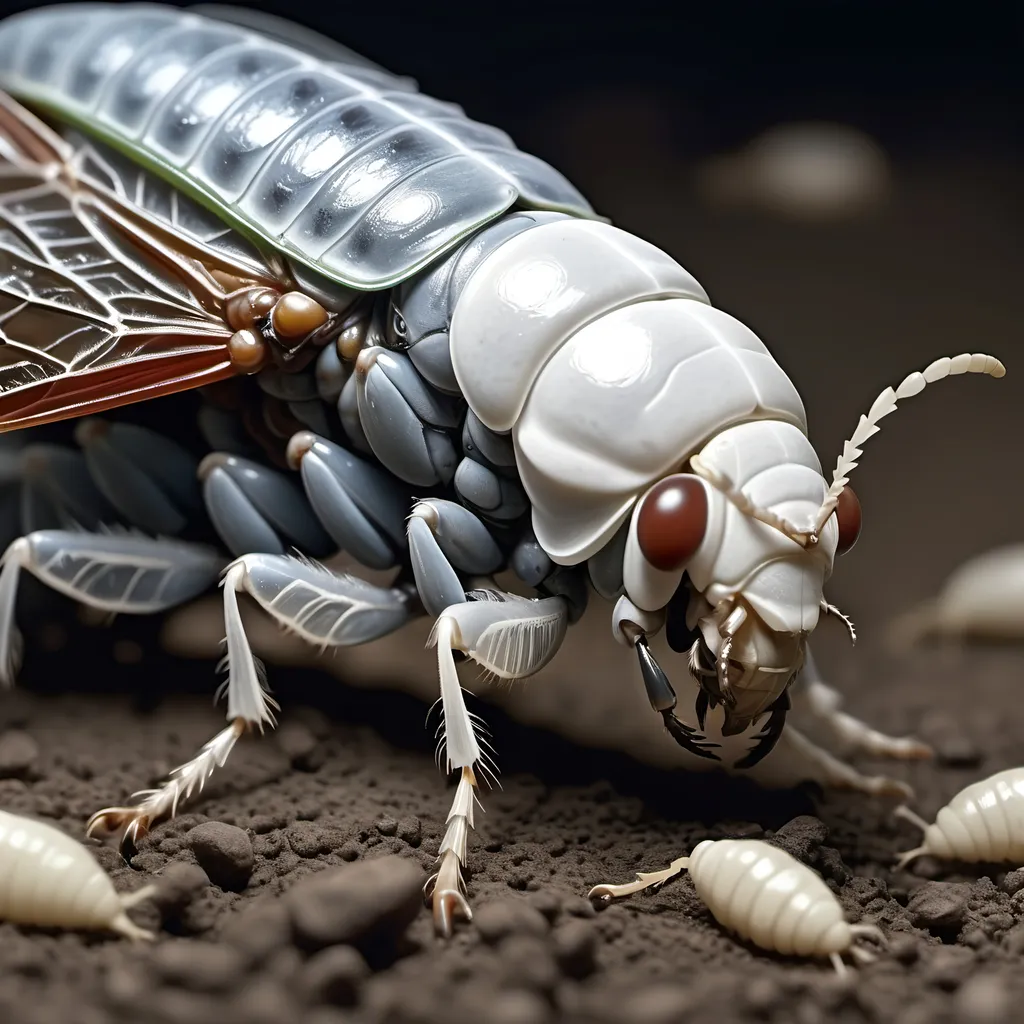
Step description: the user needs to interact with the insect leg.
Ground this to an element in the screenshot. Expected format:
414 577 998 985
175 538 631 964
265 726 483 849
788 647 933 760
73 418 203 537
588 855 691 902
286 431 412 571
0 530 224 688
408 500 569 936
199 451 335 558
745 724 915 800
89 552 420 846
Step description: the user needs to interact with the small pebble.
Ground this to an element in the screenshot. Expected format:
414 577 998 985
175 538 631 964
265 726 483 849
219 897 293 964
151 863 210 915
525 889 562 922
887 933 920 965
1001 869 1024 896
767 816 828 861
375 815 398 837
475 898 551 944
187 822 254 892
907 881 968 934
0 730 39 779
560 895 596 919
287 822 328 858
299 946 369 1006
151 941 246 993
397 816 421 846
552 920 598 978
276 721 322 770
497 935 560 993
954 974 1011 1023
287 855 424 953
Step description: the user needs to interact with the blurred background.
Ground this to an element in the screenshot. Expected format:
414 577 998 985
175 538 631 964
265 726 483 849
4 0 1022 770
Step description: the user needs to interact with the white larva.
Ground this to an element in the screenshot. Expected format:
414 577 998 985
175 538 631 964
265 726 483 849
894 767 1024 869
589 838 883 974
888 543 1024 648
0 809 155 939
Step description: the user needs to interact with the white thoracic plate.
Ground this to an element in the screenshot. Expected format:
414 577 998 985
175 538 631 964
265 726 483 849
512 299 808 566
449 218 711 434
685 421 839 634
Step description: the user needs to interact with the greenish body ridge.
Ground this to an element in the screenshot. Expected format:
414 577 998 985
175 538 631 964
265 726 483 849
0 3 596 293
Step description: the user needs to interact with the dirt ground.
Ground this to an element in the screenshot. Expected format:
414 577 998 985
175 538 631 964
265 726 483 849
0 88 1021 1024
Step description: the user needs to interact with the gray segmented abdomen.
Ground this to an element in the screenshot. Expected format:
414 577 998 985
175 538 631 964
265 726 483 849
0 3 596 290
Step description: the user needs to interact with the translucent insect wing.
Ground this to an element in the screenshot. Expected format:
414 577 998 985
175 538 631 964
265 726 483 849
0 95 241 432
0 4 598 291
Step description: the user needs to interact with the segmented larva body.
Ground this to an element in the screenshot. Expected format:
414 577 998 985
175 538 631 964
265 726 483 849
0 809 154 939
687 839 856 960
895 768 1024 869
591 838 882 972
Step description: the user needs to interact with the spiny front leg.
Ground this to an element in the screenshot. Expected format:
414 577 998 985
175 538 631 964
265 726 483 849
423 593 569 936
87 560 277 845
788 648 932 761
89 551 419 845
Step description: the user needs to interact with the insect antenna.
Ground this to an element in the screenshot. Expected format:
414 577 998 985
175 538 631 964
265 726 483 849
809 352 1005 542
692 352 1005 550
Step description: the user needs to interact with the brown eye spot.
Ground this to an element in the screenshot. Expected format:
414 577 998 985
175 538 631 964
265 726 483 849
835 485 862 555
271 292 329 341
636 474 708 572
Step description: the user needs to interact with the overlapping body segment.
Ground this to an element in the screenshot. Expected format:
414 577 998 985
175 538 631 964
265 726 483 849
0 3 595 290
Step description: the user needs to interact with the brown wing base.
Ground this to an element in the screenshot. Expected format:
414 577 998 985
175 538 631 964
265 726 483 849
0 92 284 433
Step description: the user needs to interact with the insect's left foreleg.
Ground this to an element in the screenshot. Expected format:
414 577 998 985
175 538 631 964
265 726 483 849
88 553 419 844
788 647 932 761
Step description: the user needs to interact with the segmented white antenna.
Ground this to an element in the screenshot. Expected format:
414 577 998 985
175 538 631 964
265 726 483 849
692 351 1005 550
809 352 1005 542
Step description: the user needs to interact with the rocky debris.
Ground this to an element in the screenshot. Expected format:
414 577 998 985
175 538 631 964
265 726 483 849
285 855 425 954
151 863 211 916
767 815 829 861
219 898 293 965
275 720 324 771
475 898 551 944
552 919 598 978
298 946 370 1006
186 822 254 892
907 881 969 936
0 730 39 779
150 940 247 994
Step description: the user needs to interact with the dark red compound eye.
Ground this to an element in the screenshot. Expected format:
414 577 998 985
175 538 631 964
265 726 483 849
834 485 862 555
636 474 708 572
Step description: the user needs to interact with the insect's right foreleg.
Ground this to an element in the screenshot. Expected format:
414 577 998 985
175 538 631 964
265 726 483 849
747 724 915 800
788 648 932 761
408 498 570 936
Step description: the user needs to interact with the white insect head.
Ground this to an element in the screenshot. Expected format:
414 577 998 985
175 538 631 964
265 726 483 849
692 351 1006 549
687 352 1004 716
